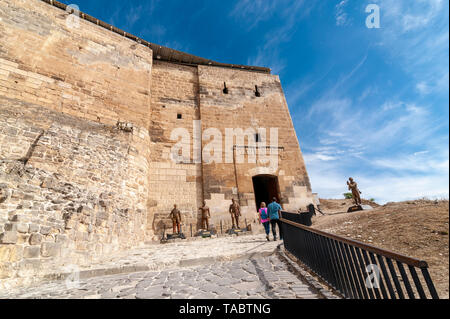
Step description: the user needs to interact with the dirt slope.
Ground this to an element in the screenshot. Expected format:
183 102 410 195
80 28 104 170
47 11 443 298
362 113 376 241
312 199 449 299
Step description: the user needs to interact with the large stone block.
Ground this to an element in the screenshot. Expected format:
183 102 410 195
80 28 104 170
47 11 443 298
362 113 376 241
0 231 18 244
24 246 40 258
29 223 39 233
55 234 67 243
39 226 51 235
17 223 29 233
29 233 43 245
41 242 61 257
0 262 13 279
4 223 17 231
17 259 42 278
0 245 23 262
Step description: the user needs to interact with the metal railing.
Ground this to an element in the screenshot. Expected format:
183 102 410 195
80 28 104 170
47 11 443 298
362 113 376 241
280 212 439 299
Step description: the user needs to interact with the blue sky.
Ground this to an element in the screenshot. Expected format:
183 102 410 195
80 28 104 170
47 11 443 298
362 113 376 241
61 0 449 203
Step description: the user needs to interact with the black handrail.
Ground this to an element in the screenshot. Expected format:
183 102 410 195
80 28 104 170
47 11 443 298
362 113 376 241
280 212 439 299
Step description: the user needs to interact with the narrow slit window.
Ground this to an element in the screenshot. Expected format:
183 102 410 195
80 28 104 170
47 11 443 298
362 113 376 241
255 85 261 97
255 133 261 143
223 82 229 94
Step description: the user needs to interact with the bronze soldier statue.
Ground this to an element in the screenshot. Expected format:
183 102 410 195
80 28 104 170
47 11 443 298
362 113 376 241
347 177 362 206
169 204 182 234
199 201 211 230
229 198 241 229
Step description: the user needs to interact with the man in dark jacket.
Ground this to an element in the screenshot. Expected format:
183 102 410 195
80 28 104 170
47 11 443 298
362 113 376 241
267 197 283 241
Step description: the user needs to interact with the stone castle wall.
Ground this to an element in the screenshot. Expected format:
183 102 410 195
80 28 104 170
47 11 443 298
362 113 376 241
148 61 203 236
0 98 149 285
197 65 312 227
0 0 152 286
0 0 314 286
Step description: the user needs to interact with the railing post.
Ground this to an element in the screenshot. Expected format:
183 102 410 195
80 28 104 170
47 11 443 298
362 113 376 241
420 267 439 299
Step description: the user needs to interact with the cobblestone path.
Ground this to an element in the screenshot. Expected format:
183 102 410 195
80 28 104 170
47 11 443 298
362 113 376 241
0 254 321 299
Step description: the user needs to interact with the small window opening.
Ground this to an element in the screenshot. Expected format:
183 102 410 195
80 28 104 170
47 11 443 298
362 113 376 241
177 113 182 119
255 133 261 143
223 82 229 94
255 85 261 97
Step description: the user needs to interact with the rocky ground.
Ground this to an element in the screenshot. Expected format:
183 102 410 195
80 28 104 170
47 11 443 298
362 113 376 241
0 254 320 299
312 198 449 299
0 234 324 299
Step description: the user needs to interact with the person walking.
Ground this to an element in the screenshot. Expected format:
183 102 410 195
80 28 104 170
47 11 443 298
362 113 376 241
258 202 271 241
267 197 283 241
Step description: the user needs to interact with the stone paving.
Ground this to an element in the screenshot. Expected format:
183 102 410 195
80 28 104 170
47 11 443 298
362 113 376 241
0 254 320 299
1 233 280 289
0 234 326 299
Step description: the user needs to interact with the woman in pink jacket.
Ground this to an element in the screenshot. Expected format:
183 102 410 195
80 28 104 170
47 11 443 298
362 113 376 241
258 202 271 241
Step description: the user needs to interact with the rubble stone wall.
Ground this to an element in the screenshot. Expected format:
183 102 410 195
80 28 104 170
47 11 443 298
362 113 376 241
0 0 152 286
0 97 150 286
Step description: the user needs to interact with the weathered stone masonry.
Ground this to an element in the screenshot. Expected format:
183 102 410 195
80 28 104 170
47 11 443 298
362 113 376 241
0 0 313 286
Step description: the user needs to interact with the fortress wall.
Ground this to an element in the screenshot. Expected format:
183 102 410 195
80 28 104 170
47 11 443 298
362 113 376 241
198 65 313 227
0 0 152 286
148 61 203 237
0 0 152 128
0 0 314 287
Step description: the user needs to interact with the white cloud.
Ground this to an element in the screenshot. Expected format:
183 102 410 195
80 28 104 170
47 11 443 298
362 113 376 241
301 88 449 203
358 86 378 102
230 0 278 30
306 157 449 203
371 153 449 174
335 0 350 26
243 0 314 73
370 0 449 94
294 0 449 204
125 5 142 29
108 1 161 32
304 153 338 162
360 174 449 203
416 81 431 95
247 48 286 74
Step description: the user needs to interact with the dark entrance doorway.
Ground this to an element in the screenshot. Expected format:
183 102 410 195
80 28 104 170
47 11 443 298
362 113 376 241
252 175 281 211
